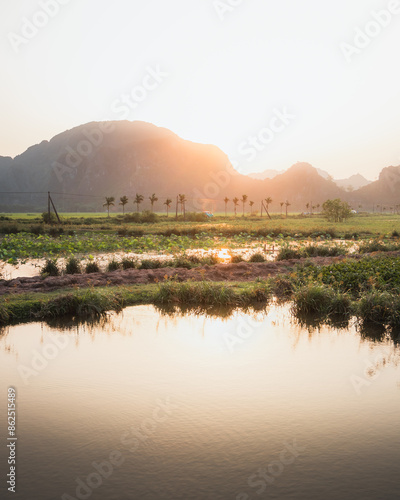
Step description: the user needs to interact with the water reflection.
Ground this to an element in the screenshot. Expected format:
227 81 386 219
0 305 399 500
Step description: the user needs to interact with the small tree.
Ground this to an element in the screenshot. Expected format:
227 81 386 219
119 196 128 214
149 193 158 212
322 198 352 222
164 198 172 217
285 200 291 217
103 196 115 217
224 197 230 217
280 202 284 216
241 195 248 216
178 194 187 216
233 197 239 217
265 197 273 218
134 194 144 212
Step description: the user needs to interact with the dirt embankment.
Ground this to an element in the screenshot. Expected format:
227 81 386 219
2 252 390 296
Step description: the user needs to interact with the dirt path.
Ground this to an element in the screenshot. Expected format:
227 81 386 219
1 251 399 296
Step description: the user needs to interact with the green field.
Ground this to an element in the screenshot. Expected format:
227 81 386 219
1 213 400 263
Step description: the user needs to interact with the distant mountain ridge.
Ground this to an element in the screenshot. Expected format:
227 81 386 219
0 121 395 212
248 168 372 191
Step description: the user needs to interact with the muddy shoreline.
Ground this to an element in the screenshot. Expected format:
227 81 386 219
2 251 398 296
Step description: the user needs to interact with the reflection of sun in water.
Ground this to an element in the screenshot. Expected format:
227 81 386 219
216 249 231 264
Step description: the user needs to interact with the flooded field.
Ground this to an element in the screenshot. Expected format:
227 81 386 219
0 304 399 499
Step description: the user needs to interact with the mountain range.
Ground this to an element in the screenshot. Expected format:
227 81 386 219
0 121 398 212
248 168 372 191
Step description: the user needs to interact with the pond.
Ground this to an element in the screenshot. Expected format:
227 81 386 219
0 304 399 499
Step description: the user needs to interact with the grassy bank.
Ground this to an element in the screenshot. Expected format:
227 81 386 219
1 254 400 334
0 281 271 326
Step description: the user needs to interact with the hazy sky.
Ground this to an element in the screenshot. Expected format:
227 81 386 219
1 0 400 179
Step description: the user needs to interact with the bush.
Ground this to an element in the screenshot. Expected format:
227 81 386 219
139 259 165 269
41 212 57 224
140 211 158 223
249 253 266 263
29 224 44 235
303 245 347 258
182 212 208 222
231 254 244 263
41 259 60 277
276 247 301 261
356 291 400 328
0 223 20 234
65 256 81 275
107 260 121 272
85 261 100 274
358 240 391 254
121 258 136 270
48 227 64 237
292 285 352 317
273 276 294 298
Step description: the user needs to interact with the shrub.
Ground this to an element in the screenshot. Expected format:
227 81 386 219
182 212 208 222
107 260 121 272
41 259 60 277
231 254 245 263
273 276 294 298
356 291 400 328
358 240 390 254
0 223 20 234
139 259 165 269
303 245 347 258
65 256 81 275
292 285 352 317
249 252 266 263
48 227 64 237
85 261 100 274
41 212 57 224
276 247 301 261
140 211 158 223
121 258 136 270
29 224 44 235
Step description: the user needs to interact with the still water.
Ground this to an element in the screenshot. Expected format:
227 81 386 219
0 304 399 500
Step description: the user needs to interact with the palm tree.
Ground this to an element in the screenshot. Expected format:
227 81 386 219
280 202 284 216
233 197 239 217
164 198 172 217
249 201 255 215
149 193 158 212
134 194 144 212
241 194 248 216
178 194 187 216
264 197 273 218
103 196 115 218
285 200 291 217
119 196 128 214
223 197 230 217
306 202 310 213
